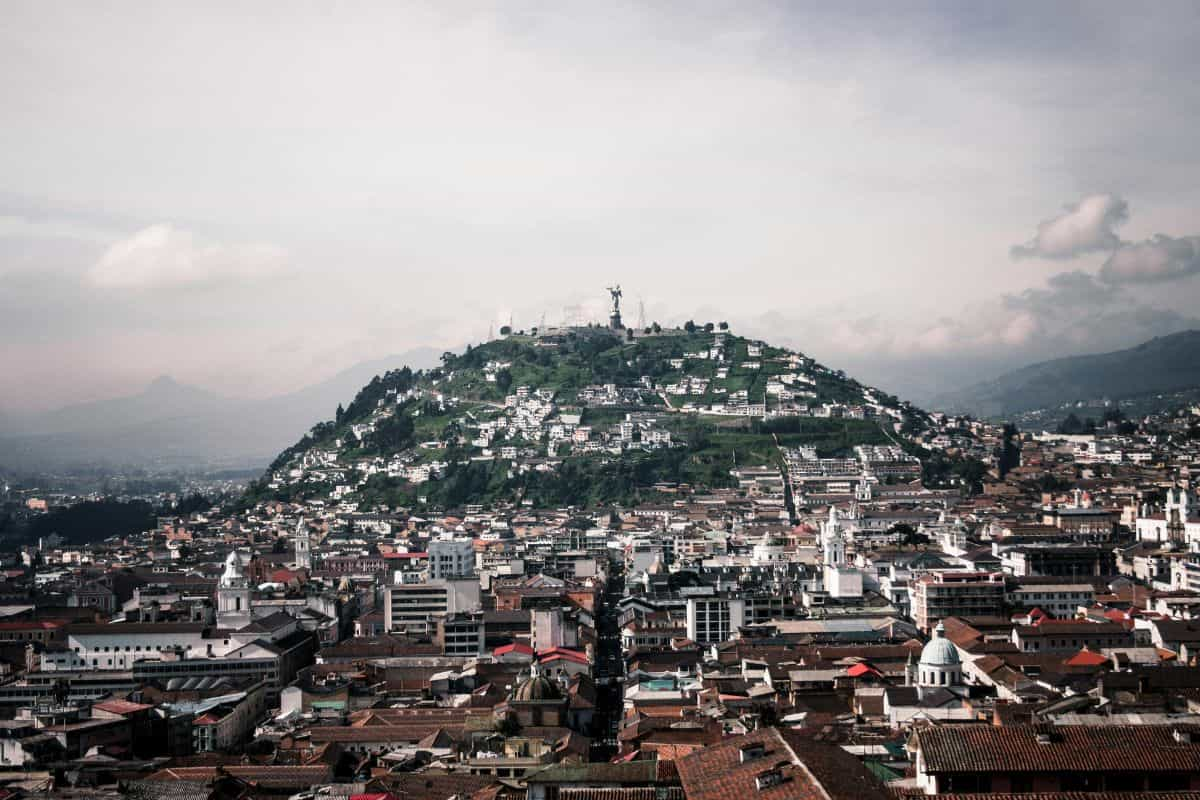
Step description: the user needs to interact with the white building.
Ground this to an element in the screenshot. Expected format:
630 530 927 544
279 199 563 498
384 578 481 634
686 596 745 645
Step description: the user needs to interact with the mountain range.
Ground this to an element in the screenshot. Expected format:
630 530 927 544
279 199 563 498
933 330 1200 418
0 348 443 471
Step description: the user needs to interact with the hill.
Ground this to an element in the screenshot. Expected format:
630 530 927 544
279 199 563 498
0 347 443 471
933 330 1200 419
247 326 925 511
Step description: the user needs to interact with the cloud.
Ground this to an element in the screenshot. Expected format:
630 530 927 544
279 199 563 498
1099 234 1200 285
1011 193 1127 259
1012 194 1200 287
87 224 286 289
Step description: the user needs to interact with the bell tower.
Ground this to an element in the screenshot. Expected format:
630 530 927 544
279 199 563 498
217 550 252 629
294 519 312 570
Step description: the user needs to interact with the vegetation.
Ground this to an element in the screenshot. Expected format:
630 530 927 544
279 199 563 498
254 326 925 510
28 499 157 545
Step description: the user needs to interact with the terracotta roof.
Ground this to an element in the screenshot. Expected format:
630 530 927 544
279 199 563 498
494 642 534 657
93 699 154 715
1063 649 1108 667
675 727 889 800
934 795 1200 800
538 647 589 665
918 724 1200 773
146 765 332 788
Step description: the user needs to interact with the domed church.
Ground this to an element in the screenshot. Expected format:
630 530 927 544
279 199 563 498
916 622 962 689
498 663 567 727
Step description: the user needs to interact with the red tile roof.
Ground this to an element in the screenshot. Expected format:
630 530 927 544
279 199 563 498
538 647 589 665
494 642 535 657
918 724 1200 774
1064 649 1108 667
675 727 889 800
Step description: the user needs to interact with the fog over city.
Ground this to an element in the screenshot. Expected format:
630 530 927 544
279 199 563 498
4 2 1200 414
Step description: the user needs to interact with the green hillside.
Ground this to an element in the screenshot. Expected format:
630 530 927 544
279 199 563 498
246 326 919 510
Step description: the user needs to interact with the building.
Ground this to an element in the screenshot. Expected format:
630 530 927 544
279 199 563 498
686 596 745 645
911 572 1006 632
428 536 476 580
676 726 889 800
1011 620 1134 653
164 680 269 753
1006 581 1095 618
384 578 481 634
293 520 312 570
1000 545 1117 578
915 724 1200 794
434 612 485 656
916 622 963 689
216 550 252 630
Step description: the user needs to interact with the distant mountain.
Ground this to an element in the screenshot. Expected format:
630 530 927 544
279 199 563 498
0 347 443 471
933 330 1200 418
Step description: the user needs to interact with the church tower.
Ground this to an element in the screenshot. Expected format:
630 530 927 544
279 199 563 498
294 519 312 570
821 506 846 566
217 550 252 629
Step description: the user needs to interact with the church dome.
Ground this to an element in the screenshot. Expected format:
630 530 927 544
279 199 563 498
511 672 562 703
919 623 960 667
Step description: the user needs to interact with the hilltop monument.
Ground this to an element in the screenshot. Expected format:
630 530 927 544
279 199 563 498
606 285 624 330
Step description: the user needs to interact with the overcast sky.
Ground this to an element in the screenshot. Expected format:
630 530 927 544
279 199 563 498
3 1 1200 413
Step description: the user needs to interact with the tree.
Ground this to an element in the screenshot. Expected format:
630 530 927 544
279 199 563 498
371 413 416 452
718 321 729 330
703 322 714 332
652 322 662 333
998 423 1021 477
499 325 512 336
684 320 696 334
495 369 513 394
888 522 929 546
626 328 635 341
335 403 345 424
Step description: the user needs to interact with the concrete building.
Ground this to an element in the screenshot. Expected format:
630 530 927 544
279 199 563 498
911 572 1006 632
686 596 745 645
384 578 481 634
428 536 475 580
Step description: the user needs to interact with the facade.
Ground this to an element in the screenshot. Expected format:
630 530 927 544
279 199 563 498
1011 620 1134 653
434 612 485 656
686 596 745 645
428 536 476 580
911 572 1006 632
384 578 481 634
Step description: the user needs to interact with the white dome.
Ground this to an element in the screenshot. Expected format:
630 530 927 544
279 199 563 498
919 623 960 667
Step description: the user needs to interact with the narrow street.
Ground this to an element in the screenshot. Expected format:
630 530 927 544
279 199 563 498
591 561 625 761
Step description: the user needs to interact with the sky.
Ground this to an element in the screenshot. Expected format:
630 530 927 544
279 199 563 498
3 1 1200 414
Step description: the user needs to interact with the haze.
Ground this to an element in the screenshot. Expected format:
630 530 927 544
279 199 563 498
4 2 1200 414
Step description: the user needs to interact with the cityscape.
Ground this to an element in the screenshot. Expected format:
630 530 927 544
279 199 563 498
5 4 1200 800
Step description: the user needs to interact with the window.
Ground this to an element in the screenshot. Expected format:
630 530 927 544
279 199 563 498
1149 775 1189 791
1105 774 1142 791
